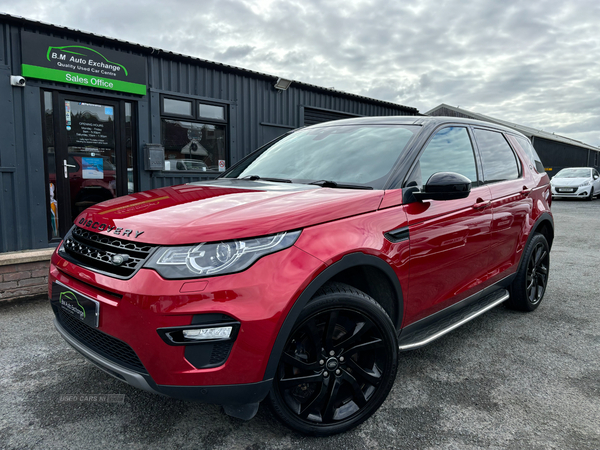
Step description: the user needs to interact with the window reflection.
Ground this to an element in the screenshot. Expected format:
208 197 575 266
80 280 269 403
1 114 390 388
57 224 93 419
199 103 224 120
237 125 415 187
161 119 226 172
164 98 192 116
44 91 59 239
411 127 478 188
475 129 520 183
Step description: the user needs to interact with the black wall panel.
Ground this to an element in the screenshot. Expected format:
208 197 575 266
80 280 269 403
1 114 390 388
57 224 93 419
303 107 358 126
534 137 588 167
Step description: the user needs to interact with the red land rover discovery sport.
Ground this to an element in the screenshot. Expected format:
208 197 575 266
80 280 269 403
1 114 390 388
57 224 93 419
49 116 553 436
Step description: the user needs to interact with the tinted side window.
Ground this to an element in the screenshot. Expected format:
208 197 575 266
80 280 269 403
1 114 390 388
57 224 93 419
514 135 545 173
408 127 478 188
474 129 520 183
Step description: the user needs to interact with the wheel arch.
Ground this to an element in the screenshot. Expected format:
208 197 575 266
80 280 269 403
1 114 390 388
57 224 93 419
535 217 554 249
531 212 554 250
516 212 554 275
263 252 404 382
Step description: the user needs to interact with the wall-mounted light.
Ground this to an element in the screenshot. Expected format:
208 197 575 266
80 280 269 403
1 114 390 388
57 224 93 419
274 78 292 91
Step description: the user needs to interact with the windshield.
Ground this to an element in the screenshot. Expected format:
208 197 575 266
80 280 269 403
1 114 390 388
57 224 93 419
231 124 417 189
555 168 591 178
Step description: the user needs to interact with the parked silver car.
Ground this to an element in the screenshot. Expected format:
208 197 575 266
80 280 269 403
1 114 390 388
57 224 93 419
550 167 600 200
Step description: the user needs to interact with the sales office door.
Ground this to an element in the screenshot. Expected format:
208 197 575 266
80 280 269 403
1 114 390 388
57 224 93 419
53 94 126 237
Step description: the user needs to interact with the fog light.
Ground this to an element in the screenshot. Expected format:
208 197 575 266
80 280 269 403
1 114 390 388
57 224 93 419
183 326 232 340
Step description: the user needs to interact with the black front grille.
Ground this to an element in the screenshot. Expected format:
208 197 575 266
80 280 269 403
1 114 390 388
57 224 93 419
60 227 156 278
57 308 147 374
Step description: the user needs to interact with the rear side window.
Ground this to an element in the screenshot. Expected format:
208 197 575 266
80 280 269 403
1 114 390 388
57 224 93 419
474 129 520 183
407 127 479 188
514 135 545 173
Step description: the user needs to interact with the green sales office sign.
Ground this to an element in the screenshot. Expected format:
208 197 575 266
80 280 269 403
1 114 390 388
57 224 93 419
21 31 147 95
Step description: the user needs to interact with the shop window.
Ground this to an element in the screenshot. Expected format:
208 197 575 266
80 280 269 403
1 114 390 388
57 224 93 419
42 91 59 239
161 96 227 172
163 98 193 116
125 102 135 193
199 103 224 120
161 120 226 172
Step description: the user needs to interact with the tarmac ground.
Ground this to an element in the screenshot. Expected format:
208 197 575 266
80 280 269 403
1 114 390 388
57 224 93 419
1 198 599 449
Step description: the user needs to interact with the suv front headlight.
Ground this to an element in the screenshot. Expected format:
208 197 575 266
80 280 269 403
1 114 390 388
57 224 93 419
144 231 301 279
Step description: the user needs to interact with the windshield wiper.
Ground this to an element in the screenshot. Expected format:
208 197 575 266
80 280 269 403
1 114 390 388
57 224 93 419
241 175 292 183
308 180 373 190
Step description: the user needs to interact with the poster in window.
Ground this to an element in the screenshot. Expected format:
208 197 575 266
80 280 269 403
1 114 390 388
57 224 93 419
82 157 104 179
66 102 115 147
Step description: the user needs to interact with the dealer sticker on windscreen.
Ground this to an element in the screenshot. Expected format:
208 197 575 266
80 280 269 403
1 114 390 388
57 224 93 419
53 282 99 327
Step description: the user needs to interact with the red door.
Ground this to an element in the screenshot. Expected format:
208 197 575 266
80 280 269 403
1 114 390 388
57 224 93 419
405 185 493 323
473 129 534 279
402 126 493 325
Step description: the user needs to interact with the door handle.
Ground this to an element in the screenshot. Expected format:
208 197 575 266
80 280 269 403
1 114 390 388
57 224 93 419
63 159 76 178
520 186 531 196
471 198 490 210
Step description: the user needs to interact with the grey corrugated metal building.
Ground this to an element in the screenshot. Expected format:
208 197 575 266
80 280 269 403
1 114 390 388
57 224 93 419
426 104 600 177
0 14 418 255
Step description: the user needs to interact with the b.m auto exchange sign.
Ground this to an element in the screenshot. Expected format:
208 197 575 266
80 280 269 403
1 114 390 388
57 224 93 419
21 31 147 95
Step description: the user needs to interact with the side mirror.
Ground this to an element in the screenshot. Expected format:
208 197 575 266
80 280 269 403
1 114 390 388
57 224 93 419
594 175 599 180
413 172 472 201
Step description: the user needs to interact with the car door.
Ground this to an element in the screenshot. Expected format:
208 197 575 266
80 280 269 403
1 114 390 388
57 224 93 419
472 128 533 279
403 126 493 324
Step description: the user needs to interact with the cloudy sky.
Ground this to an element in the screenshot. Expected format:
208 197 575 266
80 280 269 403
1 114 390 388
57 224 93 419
2 0 599 145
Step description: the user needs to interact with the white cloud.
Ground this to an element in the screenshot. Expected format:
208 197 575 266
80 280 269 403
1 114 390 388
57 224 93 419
1 0 599 145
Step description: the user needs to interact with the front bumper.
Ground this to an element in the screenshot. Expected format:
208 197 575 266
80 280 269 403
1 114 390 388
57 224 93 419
551 185 592 198
54 317 272 406
49 243 324 390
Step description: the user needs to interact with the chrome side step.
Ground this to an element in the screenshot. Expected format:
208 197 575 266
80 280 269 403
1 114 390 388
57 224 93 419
398 289 510 351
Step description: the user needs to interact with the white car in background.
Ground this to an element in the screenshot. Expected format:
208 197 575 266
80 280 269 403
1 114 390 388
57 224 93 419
550 167 600 200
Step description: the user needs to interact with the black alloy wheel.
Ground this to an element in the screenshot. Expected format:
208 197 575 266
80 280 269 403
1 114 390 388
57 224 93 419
268 283 398 436
525 240 549 305
507 233 550 311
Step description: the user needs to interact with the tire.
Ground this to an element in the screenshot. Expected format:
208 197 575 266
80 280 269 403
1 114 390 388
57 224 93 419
507 233 550 311
268 282 398 436
587 187 594 201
